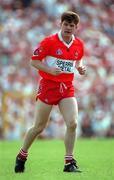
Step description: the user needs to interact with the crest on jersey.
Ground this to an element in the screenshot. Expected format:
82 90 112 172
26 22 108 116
56 49 63 55
74 51 79 58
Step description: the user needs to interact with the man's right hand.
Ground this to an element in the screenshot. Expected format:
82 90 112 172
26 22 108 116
49 68 62 76
31 60 62 76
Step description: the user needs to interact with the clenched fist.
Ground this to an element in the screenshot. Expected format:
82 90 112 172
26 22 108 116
77 66 86 75
49 67 62 76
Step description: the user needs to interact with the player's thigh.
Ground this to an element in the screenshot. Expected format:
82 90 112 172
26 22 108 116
59 97 78 125
34 99 53 127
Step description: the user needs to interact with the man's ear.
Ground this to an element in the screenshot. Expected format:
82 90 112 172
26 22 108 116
57 21 62 28
60 21 62 27
75 25 78 29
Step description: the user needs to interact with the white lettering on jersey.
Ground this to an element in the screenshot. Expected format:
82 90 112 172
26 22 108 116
44 56 76 74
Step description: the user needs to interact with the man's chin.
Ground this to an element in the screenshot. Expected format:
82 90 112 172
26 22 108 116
64 32 72 37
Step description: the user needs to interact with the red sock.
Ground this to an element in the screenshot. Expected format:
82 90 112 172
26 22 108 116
65 155 73 164
18 149 28 160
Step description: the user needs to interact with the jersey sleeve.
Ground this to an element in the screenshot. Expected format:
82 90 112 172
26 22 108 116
31 37 50 61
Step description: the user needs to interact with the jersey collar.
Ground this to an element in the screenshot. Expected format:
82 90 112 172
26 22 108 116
58 31 75 48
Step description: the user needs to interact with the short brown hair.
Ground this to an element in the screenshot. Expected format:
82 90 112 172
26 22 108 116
61 11 80 25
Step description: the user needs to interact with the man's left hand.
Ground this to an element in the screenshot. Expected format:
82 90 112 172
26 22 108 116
77 66 86 75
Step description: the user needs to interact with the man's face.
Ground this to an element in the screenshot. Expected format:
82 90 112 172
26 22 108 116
61 20 77 37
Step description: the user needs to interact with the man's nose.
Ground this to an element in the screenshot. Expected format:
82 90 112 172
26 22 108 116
67 25 71 29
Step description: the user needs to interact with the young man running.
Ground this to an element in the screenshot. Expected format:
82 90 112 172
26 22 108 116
14 11 86 173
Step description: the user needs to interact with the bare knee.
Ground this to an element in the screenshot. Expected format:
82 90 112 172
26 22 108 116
32 124 45 135
67 120 77 131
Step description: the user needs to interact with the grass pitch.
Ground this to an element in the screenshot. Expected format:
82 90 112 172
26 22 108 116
0 138 114 180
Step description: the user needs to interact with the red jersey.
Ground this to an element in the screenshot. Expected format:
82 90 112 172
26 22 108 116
31 32 84 82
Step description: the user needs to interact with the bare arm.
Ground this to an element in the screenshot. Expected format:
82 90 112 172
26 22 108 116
75 59 86 75
30 60 62 76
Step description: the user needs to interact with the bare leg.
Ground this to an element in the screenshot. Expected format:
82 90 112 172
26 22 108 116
59 97 78 155
22 99 52 151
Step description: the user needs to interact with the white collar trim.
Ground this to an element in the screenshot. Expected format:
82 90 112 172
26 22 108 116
58 31 75 48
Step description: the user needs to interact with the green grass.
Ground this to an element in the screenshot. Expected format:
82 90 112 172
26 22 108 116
0 138 114 180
